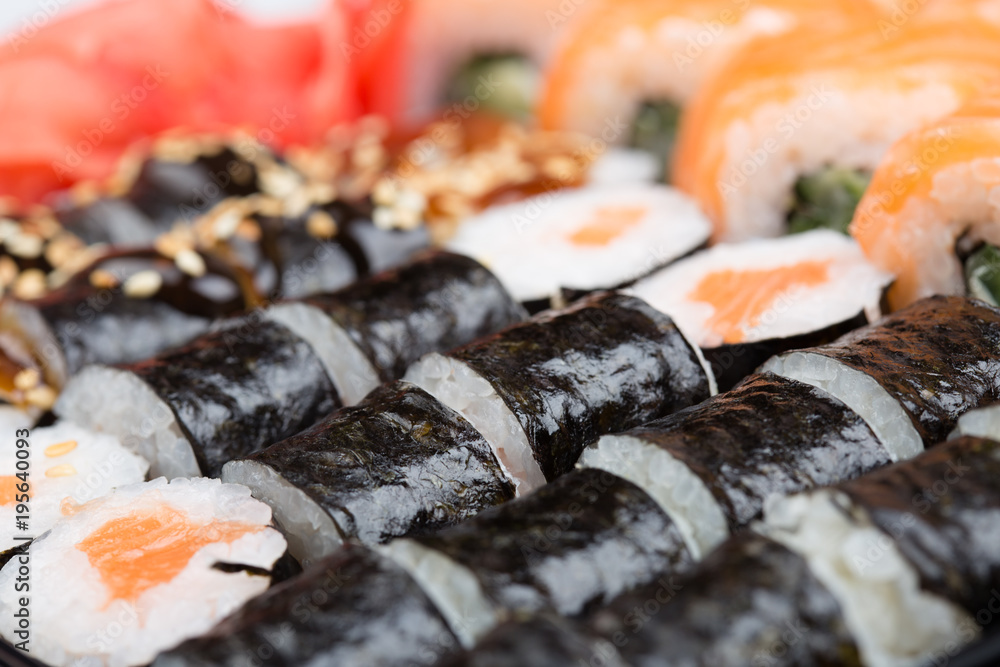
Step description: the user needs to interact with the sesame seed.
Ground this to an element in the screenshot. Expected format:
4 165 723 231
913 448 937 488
25 385 57 410
306 211 338 239
175 249 207 277
13 269 47 299
45 464 77 478
123 270 163 299
13 369 40 391
44 440 78 458
89 269 120 290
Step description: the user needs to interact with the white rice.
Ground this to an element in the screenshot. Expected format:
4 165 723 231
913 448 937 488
377 539 499 649
578 435 728 560
220 459 341 568
587 148 660 185
949 404 1000 442
0 477 286 667
54 366 202 480
760 490 977 667
761 352 923 463
404 353 545 495
630 231 893 347
445 183 711 302
265 302 381 406
0 421 149 553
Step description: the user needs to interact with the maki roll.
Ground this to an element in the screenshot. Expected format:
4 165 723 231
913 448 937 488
538 0 879 171
762 295 1000 452
0 421 148 553
674 15 1000 240
153 544 462 667
580 372 889 559
405 291 714 494
444 183 711 306
631 230 893 389
0 248 248 412
377 467 691 643
851 85 1000 309
55 251 524 478
222 381 516 566
0 477 287 667
56 313 339 479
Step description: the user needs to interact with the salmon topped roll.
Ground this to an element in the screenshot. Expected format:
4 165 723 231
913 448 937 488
851 86 1000 310
673 15 1000 241
537 0 878 175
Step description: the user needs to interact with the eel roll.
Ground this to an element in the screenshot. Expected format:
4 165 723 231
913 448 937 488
376 467 692 644
55 314 339 479
152 544 462 667
405 291 714 494
762 295 1000 452
0 248 248 412
222 381 516 566
580 372 890 559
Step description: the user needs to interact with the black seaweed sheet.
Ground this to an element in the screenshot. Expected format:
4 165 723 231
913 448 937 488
587 534 862 667
153 545 460 667
626 372 888 532
246 381 515 545
438 615 627 667
452 292 711 480
305 251 525 382
806 296 1000 446
412 468 693 618
839 436 1000 617
126 317 338 477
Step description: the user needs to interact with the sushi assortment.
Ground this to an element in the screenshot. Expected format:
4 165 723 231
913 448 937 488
4 1 1000 666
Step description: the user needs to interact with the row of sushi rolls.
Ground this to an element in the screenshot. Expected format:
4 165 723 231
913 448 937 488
10 0 1000 665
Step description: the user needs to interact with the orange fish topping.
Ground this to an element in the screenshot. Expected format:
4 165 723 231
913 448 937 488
78 506 260 605
691 261 830 344
569 206 647 246
0 476 27 506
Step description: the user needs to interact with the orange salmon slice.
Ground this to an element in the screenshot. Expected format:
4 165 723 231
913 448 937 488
569 206 647 246
690 260 830 344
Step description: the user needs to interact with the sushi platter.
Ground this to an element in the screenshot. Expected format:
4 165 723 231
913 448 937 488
3 1 1000 666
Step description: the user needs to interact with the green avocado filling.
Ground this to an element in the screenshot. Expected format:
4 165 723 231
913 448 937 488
445 53 539 120
787 167 872 235
628 99 682 181
966 244 1000 306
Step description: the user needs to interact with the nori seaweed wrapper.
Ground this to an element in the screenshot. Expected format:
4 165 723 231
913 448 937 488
452 292 711 480
305 251 525 382
625 372 888 532
125 315 339 477
438 615 628 667
411 467 694 617
838 436 1000 617
805 296 1000 447
245 381 515 545
588 533 862 667
153 545 461 667
704 310 870 392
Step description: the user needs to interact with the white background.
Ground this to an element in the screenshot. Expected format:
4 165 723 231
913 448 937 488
0 0 326 36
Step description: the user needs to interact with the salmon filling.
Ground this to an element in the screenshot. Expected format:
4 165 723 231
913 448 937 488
568 206 647 246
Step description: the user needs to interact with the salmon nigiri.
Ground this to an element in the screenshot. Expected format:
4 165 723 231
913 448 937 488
537 0 880 173
673 15 1000 241
852 86 1000 310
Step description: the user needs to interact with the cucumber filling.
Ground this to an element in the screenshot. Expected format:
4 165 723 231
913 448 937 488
787 167 871 235
628 99 682 181
445 53 539 120
965 243 1000 306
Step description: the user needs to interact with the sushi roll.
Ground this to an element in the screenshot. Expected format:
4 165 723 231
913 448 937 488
538 0 879 172
586 435 1000 667
444 183 711 306
377 467 689 643
404 291 714 494
761 295 1000 451
850 85 1000 309
153 544 462 667
0 477 287 667
630 230 893 389
221 381 516 566
55 251 523 478
674 15 1000 240
0 248 249 413
0 421 148 554
580 372 889 559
